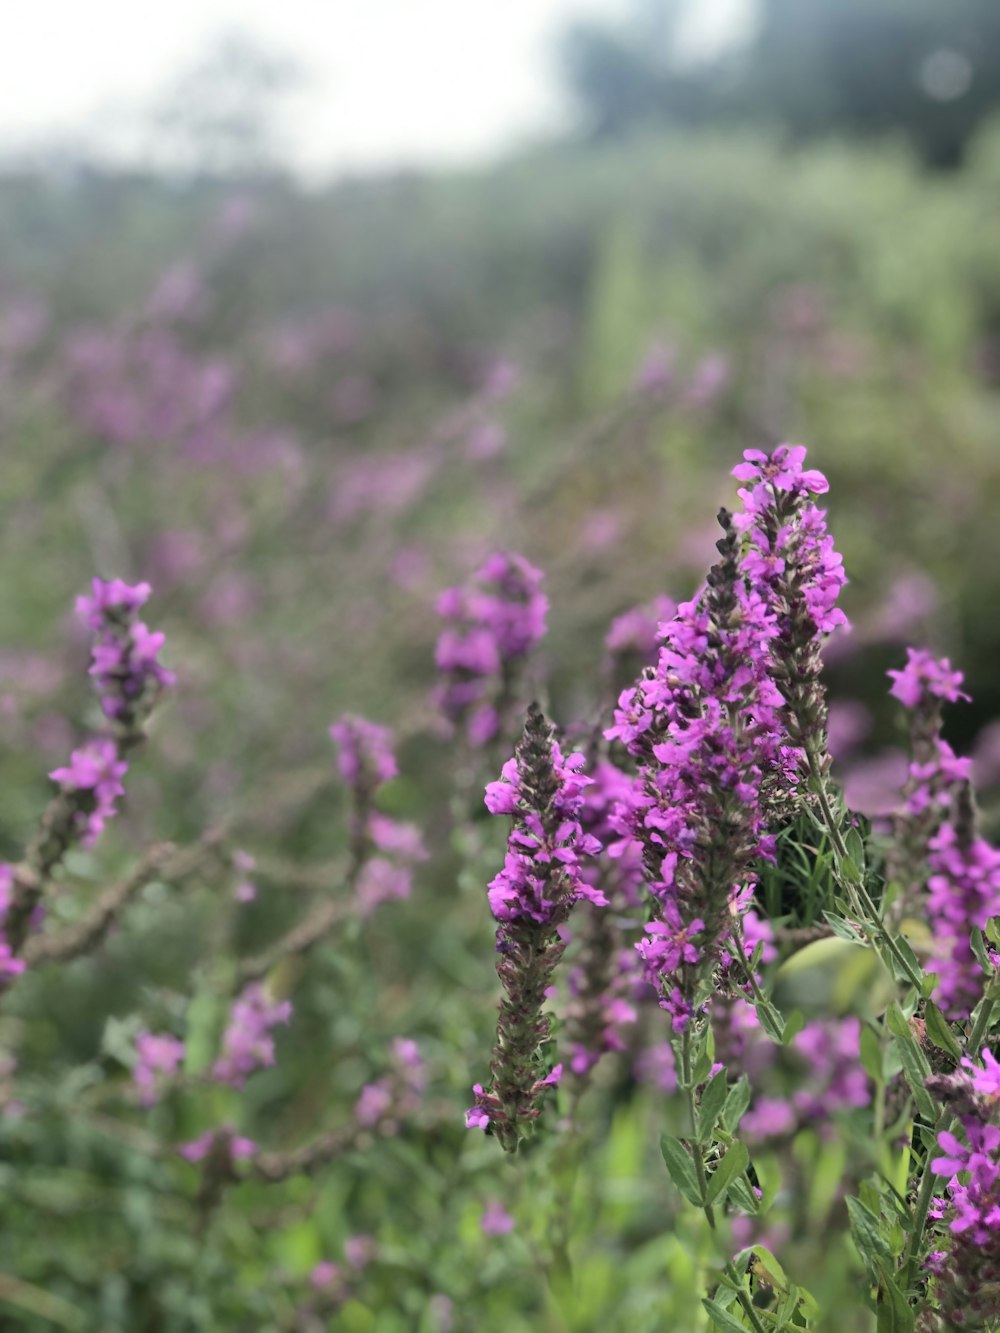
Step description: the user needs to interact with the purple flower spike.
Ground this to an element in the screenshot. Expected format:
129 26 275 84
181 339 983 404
435 552 547 746
467 705 603 1151
77 578 174 736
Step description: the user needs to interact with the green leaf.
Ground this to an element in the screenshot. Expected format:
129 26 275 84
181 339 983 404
706 1141 751 1207
698 1070 730 1142
887 935 922 986
728 1176 760 1215
780 1009 806 1046
885 1002 911 1041
755 1000 785 1042
823 911 863 943
845 826 867 877
971 928 992 973
702 1297 751 1332
876 1271 916 1333
723 1075 752 1133
750 1244 788 1291
887 1014 937 1121
659 1134 702 1206
847 1195 893 1270
860 1021 884 1083
923 1001 962 1064
692 1042 715 1086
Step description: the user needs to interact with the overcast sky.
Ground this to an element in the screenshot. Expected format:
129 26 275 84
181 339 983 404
0 1 749 176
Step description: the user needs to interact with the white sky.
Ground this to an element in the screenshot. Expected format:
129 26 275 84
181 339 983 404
0 1 749 177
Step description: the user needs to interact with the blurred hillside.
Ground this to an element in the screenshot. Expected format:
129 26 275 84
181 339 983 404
563 0 1000 166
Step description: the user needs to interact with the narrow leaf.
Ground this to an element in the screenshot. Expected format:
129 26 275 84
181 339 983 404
923 1001 962 1064
860 1022 884 1083
723 1075 752 1133
706 1141 751 1207
702 1298 751 1332
698 1070 730 1143
659 1134 701 1206
847 1195 893 1268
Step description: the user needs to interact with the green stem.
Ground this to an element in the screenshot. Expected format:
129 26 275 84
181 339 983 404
680 1027 767 1333
803 743 923 990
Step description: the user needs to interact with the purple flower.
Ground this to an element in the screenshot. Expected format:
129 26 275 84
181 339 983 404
888 648 970 710
731 444 829 496
435 552 547 745
179 1127 256 1164
49 739 129 847
134 1031 185 1107
481 1201 515 1235
212 984 292 1088
329 716 397 788
742 1097 797 1140
606 510 791 1025
309 1261 342 1290
483 743 604 926
925 820 1000 1019
467 706 602 1150
77 578 174 728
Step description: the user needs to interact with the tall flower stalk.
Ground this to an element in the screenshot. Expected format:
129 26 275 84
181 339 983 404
3 578 172 964
607 509 788 1033
466 704 604 1151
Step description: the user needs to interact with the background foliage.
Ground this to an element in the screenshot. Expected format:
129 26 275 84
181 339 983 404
2 49 1000 1328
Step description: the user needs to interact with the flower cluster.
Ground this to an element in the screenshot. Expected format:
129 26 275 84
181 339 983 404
925 1051 1000 1323
889 649 970 711
603 595 676 691
483 737 604 924
467 705 603 1149
179 1126 257 1165
354 1037 427 1133
435 552 547 746
329 716 398 793
926 810 1000 1019
560 759 650 1083
134 1030 186 1106
607 511 789 1030
329 718 426 915
888 647 976 927
356 812 427 917
887 651 1000 1016
76 578 174 738
48 739 129 848
731 445 847 760
0 866 25 979
212 984 293 1088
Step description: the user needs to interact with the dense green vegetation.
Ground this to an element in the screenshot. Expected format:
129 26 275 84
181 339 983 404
1 124 999 1328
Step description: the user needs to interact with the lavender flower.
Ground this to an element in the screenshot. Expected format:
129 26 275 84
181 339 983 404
730 444 846 766
179 1126 256 1164
481 1201 515 1235
888 647 975 926
435 552 547 746
329 716 398 791
0 866 24 979
606 511 787 1030
467 704 602 1150
212 984 292 1088
134 1031 185 1106
77 578 174 740
355 1036 427 1132
924 1053 1000 1324
48 739 128 848
925 806 1000 1019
